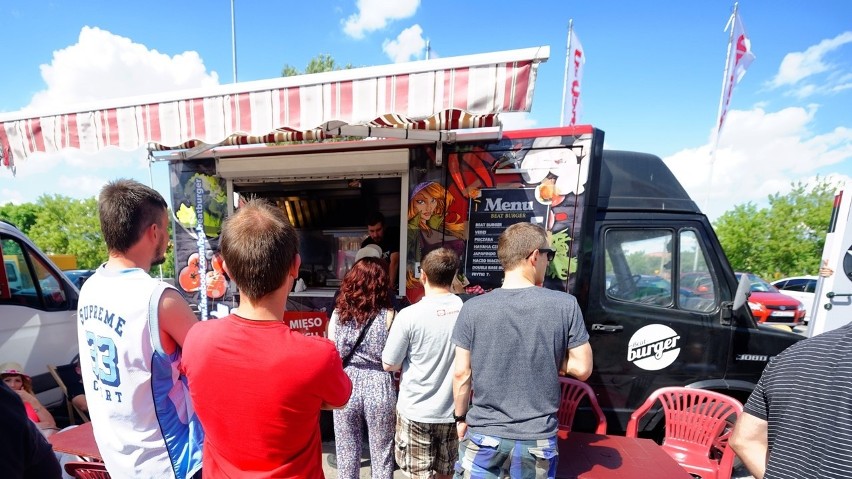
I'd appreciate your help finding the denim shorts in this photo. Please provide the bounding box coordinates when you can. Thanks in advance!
[454,432,558,479]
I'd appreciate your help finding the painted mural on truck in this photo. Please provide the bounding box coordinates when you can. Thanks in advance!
[405,132,592,302]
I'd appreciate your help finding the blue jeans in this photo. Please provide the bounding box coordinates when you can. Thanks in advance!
[454,432,558,479]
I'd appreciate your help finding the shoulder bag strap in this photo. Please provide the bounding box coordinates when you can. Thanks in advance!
[341,315,377,367]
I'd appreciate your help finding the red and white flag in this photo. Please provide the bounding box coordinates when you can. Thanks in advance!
[715,10,755,143]
[561,27,585,127]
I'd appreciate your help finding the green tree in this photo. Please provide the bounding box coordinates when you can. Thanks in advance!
[714,178,837,279]
[0,202,40,234]
[26,195,107,270]
[282,53,354,77]
[154,209,176,279]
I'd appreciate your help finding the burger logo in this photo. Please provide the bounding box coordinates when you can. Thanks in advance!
[627,324,681,371]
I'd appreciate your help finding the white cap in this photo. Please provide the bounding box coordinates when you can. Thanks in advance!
[355,244,382,262]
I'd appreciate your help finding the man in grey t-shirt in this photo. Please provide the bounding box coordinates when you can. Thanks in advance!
[451,222,592,479]
[383,248,462,479]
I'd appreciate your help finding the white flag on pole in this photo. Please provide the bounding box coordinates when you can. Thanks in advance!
[716,10,755,141]
[561,28,585,127]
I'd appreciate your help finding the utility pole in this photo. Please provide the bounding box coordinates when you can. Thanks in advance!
[231,0,238,82]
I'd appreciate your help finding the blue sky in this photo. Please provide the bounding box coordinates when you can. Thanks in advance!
[0,0,849,220]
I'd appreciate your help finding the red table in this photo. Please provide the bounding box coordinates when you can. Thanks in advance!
[556,431,692,479]
[48,422,102,461]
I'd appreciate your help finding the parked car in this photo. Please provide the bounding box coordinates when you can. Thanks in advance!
[63,269,95,289]
[679,271,716,299]
[735,272,806,326]
[1,220,80,407]
[771,276,818,324]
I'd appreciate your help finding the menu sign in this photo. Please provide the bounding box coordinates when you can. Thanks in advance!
[464,188,550,288]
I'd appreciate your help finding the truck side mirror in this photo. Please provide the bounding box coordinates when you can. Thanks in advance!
[733,275,750,310]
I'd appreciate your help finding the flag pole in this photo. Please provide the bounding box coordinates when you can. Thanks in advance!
[560,19,573,127]
[706,2,738,211]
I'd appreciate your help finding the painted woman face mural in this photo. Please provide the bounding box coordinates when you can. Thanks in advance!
[407,181,465,240]
[405,181,467,303]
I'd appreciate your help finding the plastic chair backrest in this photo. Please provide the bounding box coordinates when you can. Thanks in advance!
[64,461,110,479]
[626,387,743,479]
[557,377,607,434]
[47,363,90,424]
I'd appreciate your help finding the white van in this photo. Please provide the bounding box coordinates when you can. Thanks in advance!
[0,220,79,406]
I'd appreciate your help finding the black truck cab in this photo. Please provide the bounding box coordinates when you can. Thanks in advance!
[577,149,800,431]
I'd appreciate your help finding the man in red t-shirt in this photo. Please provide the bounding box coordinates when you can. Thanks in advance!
[182,200,352,478]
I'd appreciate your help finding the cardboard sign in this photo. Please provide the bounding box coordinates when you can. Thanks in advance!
[283,311,329,337]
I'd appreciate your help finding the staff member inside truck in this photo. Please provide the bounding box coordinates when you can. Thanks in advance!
[362,212,400,289]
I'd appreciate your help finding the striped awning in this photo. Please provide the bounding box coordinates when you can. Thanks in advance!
[0,46,549,169]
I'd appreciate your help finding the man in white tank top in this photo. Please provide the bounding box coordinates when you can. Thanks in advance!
[77,179,202,478]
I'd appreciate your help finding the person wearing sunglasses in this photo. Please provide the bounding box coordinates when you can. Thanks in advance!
[451,222,593,479]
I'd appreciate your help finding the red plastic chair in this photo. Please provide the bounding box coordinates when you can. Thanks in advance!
[626,387,743,479]
[64,461,111,479]
[557,377,607,434]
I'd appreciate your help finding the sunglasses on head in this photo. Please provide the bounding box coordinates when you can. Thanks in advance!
[527,248,556,262]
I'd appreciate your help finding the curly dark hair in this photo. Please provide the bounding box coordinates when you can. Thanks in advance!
[334,257,392,325]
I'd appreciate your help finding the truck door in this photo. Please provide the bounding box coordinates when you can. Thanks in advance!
[584,220,728,430]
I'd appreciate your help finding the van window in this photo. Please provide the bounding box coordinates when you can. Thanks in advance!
[677,230,718,312]
[605,229,674,307]
[604,228,719,312]
[1,237,67,310]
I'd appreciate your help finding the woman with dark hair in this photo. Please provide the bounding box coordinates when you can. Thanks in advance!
[328,257,397,479]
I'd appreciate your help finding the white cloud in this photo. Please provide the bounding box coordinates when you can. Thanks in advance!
[0,187,26,205]
[769,31,852,97]
[382,24,426,63]
[664,106,852,221]
[343,0,420,39]
[56,174,110,194]
[2,27,219,203]
[27,26,219,110]
[499,112,537,130]
[62,148,148,170]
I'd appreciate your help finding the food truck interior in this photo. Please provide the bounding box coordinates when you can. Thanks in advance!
[233,177,402,296]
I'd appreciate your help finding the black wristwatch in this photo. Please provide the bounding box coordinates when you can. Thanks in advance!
[453,412,467,423]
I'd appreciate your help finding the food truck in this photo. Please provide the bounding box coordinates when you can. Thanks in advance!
[0,46,801,433]
[163,123,803,432]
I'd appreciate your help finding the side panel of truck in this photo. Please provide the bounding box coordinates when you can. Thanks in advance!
[406,127,595,302]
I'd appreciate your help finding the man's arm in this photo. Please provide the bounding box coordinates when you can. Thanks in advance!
[383,361,401,372]
[729,412,769,479]
[321,344,353,410]
[381,312,407,372]
[453,346,472,439]
[158,288,199,354]
[561,342,593,381]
